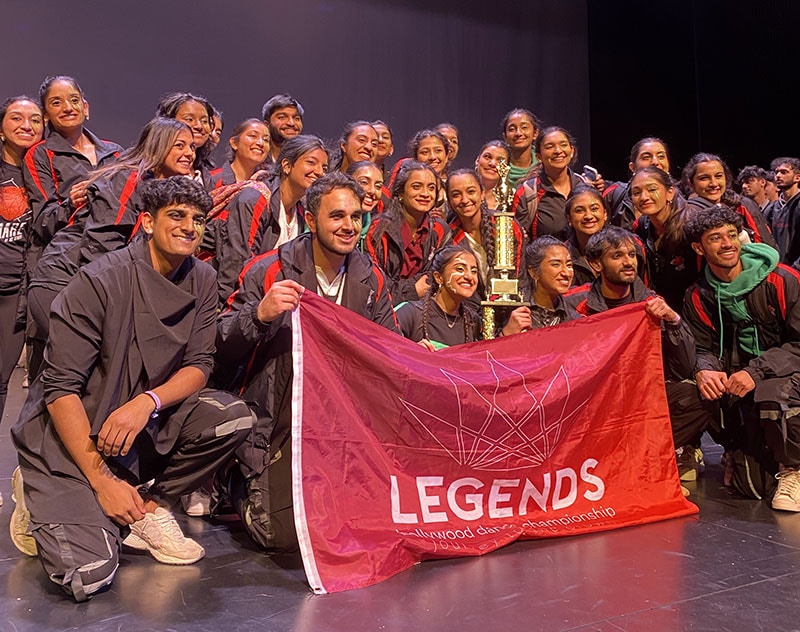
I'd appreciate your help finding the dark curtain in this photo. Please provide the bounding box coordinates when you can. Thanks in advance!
[588,0,799,182]
[1,0,590,169]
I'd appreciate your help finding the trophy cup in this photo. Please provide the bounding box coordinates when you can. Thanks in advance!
[481,159,526,339]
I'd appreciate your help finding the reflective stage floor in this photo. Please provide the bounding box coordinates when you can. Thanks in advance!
[2,367,799,632]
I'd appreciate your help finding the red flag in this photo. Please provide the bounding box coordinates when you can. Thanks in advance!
[290,292,697,594]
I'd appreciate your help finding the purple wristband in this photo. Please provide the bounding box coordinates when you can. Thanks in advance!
[144,390,161,416]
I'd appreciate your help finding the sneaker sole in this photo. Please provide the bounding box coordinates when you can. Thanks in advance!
[181,491,212,517]
[122,532,205,565]
[772,498,800,512]
[678,467,698,482]
[10,467,38,557]
[182,505,211,517]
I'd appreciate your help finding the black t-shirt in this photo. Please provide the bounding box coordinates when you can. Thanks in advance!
[0,161,31,294]
[603,292,635,310]
[396,299,480,347]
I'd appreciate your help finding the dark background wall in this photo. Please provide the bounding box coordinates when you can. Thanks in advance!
[3,1,794,183]
[588,0,800,183]
[1,0,589,170]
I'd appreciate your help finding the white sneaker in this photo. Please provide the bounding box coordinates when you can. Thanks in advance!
[123,507,204,564]
[772,468,800,512]
[181,487,212,517]
[9,467,38,556]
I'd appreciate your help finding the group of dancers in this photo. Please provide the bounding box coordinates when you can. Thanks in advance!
[1,75,799,601]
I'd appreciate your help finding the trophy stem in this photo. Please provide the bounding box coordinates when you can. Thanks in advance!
[482,158,527,339]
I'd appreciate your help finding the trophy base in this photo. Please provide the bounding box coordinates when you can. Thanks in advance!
[481,298,529,339]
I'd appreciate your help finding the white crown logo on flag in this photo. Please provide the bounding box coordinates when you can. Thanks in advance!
[399,351,589,471]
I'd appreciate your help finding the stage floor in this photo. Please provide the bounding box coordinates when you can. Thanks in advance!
[2,367,799,632]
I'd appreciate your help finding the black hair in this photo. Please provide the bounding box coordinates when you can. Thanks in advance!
[770,157,800,173]
[261,93,305,121]
[0,95,41,125]
[736,165,768,188]
[422,244,478,343]
[372,161,439,245]
[156,91,213,122]
[371,120,392,138]
[388,160,438,199]
[585,227,637,262]
[501,108,542,135]
[629,137,670,171]
[534,126,578,170]
[408,129,451,162]
[226,118,268,162]
[435,122,459,135]
[141,176,212,216]
[155,91,215,166]
[270,134,328,180]
[476,139,510,161]
[305,171,365,217]
[446,169,496,268]
[38,75,85,107]
[684,206,743,244]
[525,235,567,271]
[331,120,377,172]
[681,152,739,207]
[346,160,381,177]
[564,184,605,219]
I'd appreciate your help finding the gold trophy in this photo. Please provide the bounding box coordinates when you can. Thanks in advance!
[482,159,526,338]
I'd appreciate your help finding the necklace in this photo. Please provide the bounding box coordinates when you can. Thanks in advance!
[441,304,460,328]
[434,291,459,328]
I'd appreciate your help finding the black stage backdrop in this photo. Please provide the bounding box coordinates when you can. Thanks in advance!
[1,0,590,170]
[5,1,793,186]
[588,0,800,184]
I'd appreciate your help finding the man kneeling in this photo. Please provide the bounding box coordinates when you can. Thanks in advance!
[10,177,254,601]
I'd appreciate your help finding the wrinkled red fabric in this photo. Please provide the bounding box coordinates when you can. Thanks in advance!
[291,291,698,594]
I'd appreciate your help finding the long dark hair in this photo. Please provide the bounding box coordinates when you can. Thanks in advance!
[681,152,739,207]
[501,108,542,138]
[535,126,578,167]
[629,137,670,172]
[156,91,215,167]
[0,95,42,131]
[226,117,268,163]
[330,120,376,172]
[422,244,478,343]
[633,166,692,256]
[371,160,439,244]
[409,129,451,160]
[446,169,496,268]
[269,134,328,180]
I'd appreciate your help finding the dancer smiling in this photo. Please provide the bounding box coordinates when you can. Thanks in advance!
[396,244,481,349]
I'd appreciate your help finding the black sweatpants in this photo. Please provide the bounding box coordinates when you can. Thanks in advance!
[22,389,254,602]
[665,379,719,448]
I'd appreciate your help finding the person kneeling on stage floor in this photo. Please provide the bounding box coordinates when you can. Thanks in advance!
[565,226,717,490]
[214,171,398,554]
[10,177,254,602]
[682,206,800,508]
